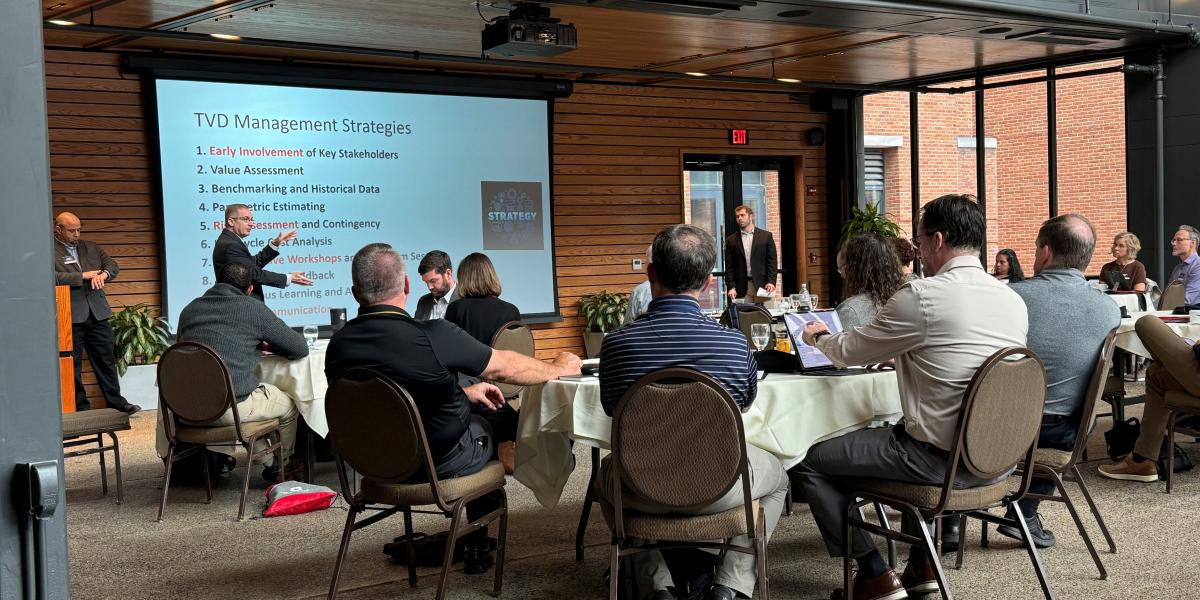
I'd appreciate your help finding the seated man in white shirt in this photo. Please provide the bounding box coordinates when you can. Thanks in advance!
[796,194,1029,600]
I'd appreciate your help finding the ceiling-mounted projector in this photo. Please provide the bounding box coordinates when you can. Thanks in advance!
[482,3,578,57]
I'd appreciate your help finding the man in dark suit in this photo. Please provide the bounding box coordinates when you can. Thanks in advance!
[213,203,312,302]
[414,250,459,320]
[53,212,139,414]
[724,204,778,301]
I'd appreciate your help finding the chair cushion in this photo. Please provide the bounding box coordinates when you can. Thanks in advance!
[360,461,505,507]
[175,419,280,444]
[62,408,130,439]
[844,478,1010,512]
[620,500,759,542]
[1032,448,1072,470]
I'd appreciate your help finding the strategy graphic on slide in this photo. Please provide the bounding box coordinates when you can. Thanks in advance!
[155,79,554,328]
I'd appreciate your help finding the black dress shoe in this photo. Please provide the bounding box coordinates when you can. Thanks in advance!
[463,545,494,575]
[995,510,1056,549]
[703,584,737,600]
[120,404,142,416]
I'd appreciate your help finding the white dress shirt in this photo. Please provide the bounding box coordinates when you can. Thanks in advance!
[430,283,456,320]
[740,229,755,276]
[815,255,1028,450]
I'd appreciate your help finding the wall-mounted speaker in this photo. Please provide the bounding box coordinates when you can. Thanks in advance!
[807,127,825,146]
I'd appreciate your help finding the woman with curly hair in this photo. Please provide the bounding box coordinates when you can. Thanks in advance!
[836,234,904,329]
[993,248,1026,283]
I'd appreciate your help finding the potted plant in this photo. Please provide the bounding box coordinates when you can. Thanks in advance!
[578,290,629,359]
[111,303,171,409]
[838,202,902,248]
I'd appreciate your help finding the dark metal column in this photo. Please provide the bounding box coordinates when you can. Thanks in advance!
[1,1,71,599]
[975,74,987,259]
[909,91,921,235]
[1048,67,1059,217]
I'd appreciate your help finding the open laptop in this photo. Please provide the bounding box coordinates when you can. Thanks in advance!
[783,310,845,372]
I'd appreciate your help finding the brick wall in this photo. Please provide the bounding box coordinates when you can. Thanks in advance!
[863,59,1126,275]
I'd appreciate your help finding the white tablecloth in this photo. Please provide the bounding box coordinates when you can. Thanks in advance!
[513,371,902,508]
[1116,312,1200,358]
[256,341,330,437]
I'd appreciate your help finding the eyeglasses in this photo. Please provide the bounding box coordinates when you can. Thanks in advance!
[233,216,254,222]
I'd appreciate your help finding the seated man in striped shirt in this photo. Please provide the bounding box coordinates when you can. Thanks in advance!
[596,223,789,600]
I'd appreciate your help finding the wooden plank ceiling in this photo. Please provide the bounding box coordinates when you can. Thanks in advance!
[40,0,1169,90]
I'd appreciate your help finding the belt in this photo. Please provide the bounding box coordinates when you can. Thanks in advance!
[894,423,952,460]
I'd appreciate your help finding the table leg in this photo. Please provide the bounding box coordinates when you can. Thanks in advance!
[576,446,600,562]
[305,427,316,483]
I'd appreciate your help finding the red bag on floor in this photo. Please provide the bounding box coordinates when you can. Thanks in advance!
[263,481,337,517]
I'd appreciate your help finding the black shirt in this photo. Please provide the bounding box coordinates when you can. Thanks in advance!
[445,296,522,346]
[324,304,493,461]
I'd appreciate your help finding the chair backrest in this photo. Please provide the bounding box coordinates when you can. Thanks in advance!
[490,321,535,399]
[1161,281,1186,311]
[157,342,238,439]
[611,368,748,517]
[943,347,1046,495]
[325,368,434,488]
[1064,329,1119,466]
[719,304,773,347]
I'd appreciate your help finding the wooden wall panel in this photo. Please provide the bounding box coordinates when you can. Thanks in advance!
[44,50,830,366]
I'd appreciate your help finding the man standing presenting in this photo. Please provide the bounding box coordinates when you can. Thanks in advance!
[999,214,1119,548]
[1164,225,1200,307]
[414,250,458,320]
[598,224,788,600]
[177,262,310,481]
[53,212,140,414]
[796,194,1027,599]
[326,243,580,572]
[724,204,777,301]
[213,203,312,302]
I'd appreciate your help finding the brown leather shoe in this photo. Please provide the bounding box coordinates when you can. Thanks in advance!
[900,560,939,595]
[830,569,908,600]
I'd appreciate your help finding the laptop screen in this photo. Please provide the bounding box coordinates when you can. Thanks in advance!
[783,310,844,371]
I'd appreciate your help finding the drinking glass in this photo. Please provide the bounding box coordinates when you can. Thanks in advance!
[303,325,318,348]
[789,294,802,312]
[750,324,771,351]
[810,295,820,310]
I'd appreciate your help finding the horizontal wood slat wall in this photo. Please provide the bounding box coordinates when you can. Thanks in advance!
[44,50,830,368]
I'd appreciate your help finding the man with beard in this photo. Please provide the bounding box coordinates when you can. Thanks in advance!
[414,250,459,320]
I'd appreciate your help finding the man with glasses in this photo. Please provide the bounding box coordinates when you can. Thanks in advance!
[213,203,313,302]
[53,212,140,414]
[1164,225,1200,307]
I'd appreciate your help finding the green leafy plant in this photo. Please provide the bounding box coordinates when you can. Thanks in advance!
[839,202,903,248]
[578,290,629,333]
[110,303,171,376]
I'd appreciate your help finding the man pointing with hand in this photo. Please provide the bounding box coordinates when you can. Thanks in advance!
[213,203,313,302]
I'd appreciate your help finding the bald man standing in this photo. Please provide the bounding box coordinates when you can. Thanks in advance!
[53,212,140,414]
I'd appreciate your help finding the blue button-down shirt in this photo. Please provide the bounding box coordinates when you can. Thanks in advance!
[1168,253,1200,306]
[598,295,757,415]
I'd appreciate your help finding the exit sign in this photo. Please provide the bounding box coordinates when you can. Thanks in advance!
[729,129,749,145]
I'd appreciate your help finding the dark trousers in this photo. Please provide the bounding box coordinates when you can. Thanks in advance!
[72,315,129,411]
[1017,414,1078,516]
[434,416,501,547]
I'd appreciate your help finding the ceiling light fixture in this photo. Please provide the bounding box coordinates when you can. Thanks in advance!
[777,77,801,83]
[685,71,709,77]
[209,33,241,41]
[48,3,67,9]
[48,19,76,26]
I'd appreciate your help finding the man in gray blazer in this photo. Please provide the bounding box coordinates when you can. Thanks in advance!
[414,250,458,320]
[724,204,778,300]
[53,212,139,414]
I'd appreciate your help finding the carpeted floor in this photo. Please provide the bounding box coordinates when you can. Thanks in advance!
[65,388,1200,599]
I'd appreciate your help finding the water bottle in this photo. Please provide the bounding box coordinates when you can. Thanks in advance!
[798,283,812,311]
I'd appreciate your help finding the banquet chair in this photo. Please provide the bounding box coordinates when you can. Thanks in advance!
[325,368,508,600]
[1160,281,1186,312]
[964,330,1118,579]
[1135,315,1200,493]
[840,348,1051,600]
[62,408,131,504]
[157,341,285,521]
[490,321,535,406]
[598,367,769,600]
[719,304,773,348]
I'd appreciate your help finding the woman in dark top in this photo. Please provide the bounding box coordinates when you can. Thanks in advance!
[1099,231,1148,292]
[993,248,1026,283]
[445,252,521,345]
[444,252,522,471]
